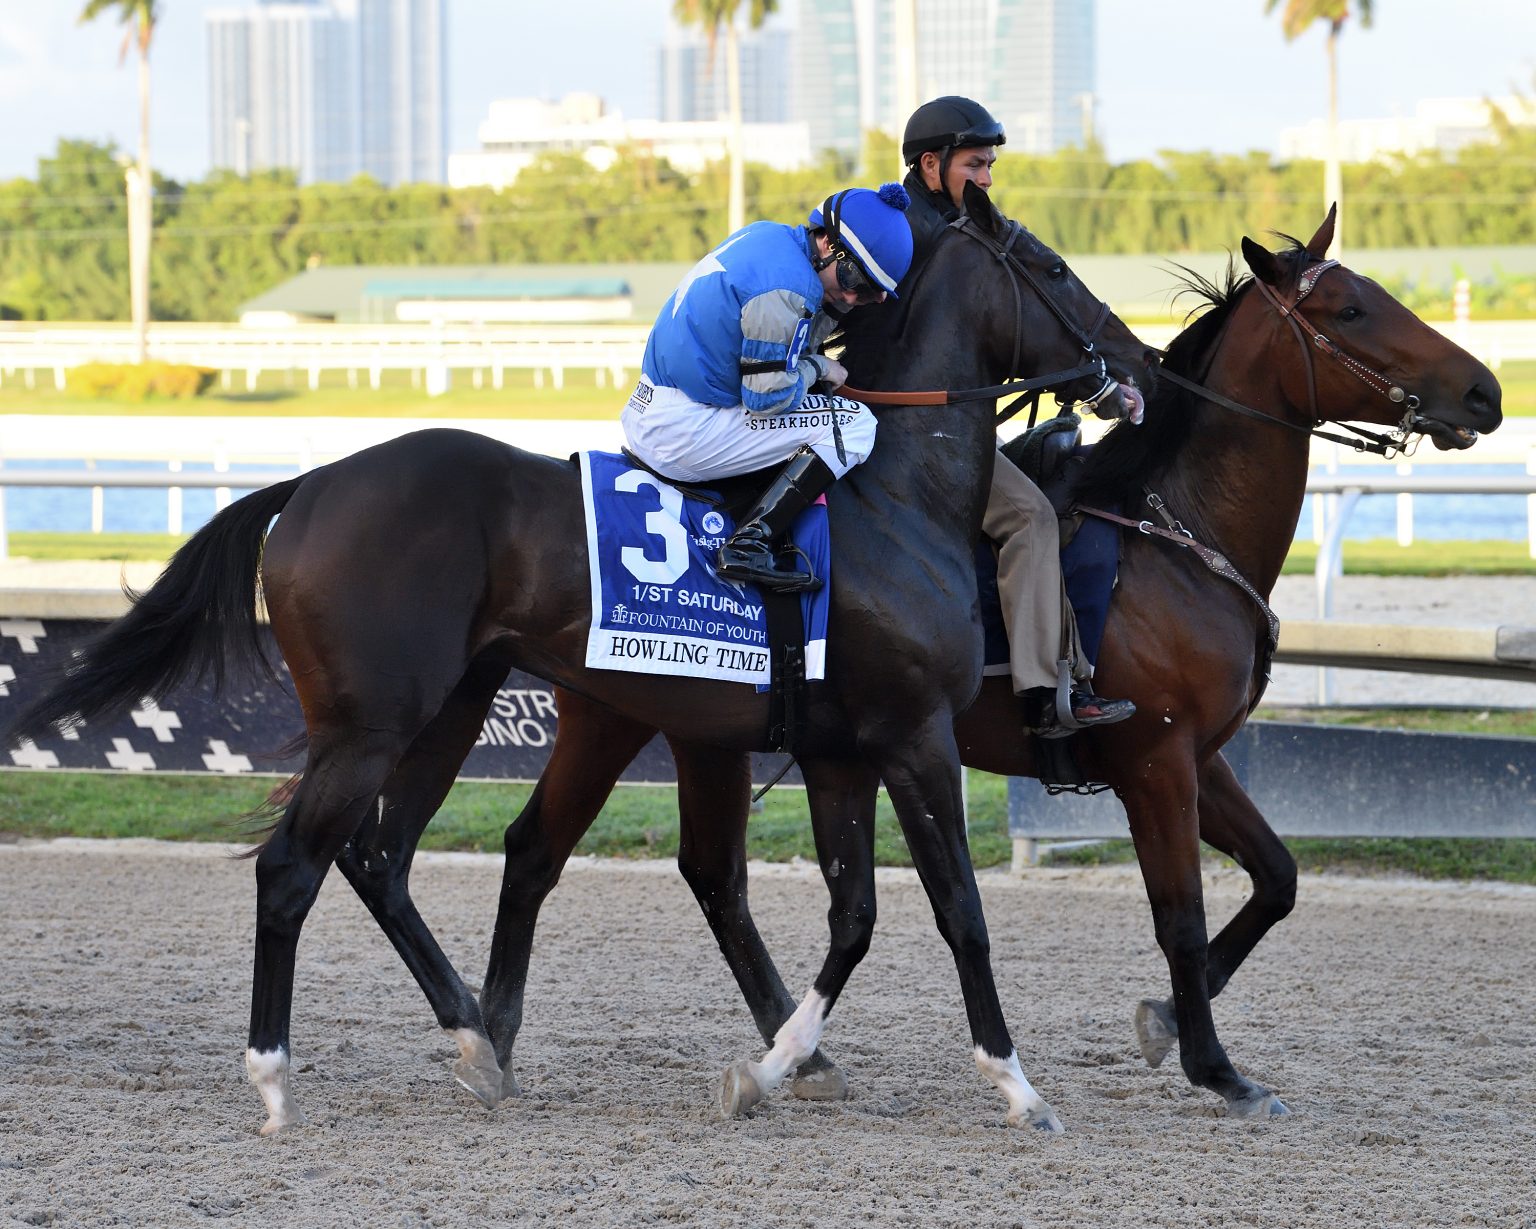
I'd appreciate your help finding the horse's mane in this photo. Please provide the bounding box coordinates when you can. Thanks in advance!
[1070,243,1311,509]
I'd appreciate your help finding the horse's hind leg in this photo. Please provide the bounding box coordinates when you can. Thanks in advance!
[1134,751,1297,1070]
[247,729,418,1135]
[478,697,657,1089]
[666,738,847,1107]
[1121,756,1287,1119]
[332,653,512,1109]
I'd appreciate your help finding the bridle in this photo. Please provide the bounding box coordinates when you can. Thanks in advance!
[1158,256,1432,459]
[841,213,1121,423]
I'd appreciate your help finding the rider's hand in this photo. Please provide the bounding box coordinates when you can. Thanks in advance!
[817,359,850,392]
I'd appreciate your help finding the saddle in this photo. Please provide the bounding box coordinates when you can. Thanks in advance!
[999,411,1085,541]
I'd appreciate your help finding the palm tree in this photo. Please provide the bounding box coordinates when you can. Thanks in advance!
[80,0,160,361]
[672,0,779,235]
[1265,0,1374,258]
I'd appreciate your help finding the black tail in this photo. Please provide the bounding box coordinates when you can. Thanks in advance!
[6,476,307,747]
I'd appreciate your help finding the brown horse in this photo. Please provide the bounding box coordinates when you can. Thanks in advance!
[6,183,1156,1135]
[480,209,1503,1123]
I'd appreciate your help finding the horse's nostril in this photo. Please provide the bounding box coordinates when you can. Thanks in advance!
[1464,383,1501,421]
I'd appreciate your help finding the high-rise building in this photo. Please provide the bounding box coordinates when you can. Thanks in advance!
[207,0,445,185]
[348,0,446,184]
[658,27,793,125]
[795,0,863,161]
[794,0,1097,161]
[207,2,356,183]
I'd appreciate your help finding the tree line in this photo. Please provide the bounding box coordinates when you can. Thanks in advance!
[2,126,1532,324]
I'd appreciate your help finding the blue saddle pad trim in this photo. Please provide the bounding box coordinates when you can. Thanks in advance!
[580,451,830,685]
[980,504,1121,674]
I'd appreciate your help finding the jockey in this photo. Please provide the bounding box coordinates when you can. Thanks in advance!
[623,184,913,594]
[901,97,1135,736]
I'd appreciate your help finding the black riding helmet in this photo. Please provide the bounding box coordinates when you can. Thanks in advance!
[901,96,1007,167]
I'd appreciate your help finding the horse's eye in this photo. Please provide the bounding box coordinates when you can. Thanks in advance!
[1047,263,1067,281]
[1338,305,1365,323]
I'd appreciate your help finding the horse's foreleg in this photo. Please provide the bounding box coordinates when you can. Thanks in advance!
[882,726,1062,1132]
[717,756,878,1118]
[1121,760,1287,1119]
[1134,752,1298,1070]
[1199,752,1298,995]
[333,654,510,1109]
[248,733,412,1135]
[668,739,849,1107]
[477,696,655,1094]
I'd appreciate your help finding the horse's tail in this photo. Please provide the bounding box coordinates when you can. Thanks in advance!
[5,475,307,748]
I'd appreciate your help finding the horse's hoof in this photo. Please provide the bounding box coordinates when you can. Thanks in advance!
[452,1054,503,1108]
[1134,998,1178,1069]
[791,1063,849,1102]
[258,1109,302,1137]
[499,1066,522,1102]
[1227,1089,1289,1119]
[720,1060,766,1119]
[1008,1102,1065,1134]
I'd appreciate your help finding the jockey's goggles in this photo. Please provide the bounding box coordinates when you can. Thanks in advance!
[832,251,884,303]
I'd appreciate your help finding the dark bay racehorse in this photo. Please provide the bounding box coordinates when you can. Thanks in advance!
[7,181,1155,1136]
[485,209,1503,1123]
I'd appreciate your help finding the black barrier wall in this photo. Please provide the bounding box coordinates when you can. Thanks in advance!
[0,617,764,784]
[1008,720,1536,840]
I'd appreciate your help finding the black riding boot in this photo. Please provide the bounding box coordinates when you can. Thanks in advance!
[716,446,836,593]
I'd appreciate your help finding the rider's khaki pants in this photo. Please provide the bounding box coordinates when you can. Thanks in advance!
[984,451,1089,694]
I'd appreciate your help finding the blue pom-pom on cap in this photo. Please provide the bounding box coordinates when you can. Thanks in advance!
[877,181,910,212]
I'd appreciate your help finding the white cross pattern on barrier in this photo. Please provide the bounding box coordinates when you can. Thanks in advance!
[0,664,13,696]
[106,738,156,772]
[0,620,46,654]
[203,740,253,774]
[10,739,59,769]
[131,699,182,743]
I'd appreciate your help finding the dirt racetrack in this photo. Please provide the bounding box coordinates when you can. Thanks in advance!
[2,839,1534,1228]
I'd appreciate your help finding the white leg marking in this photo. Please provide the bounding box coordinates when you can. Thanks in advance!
[246,1046,303,1136]
[974,1047,1064,1133]
[446,1027,503,1107]
[755,990,831,1094]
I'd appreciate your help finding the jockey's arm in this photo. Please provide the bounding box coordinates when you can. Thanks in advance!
[737,288,834,415]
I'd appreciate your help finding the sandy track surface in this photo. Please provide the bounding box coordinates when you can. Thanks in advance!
[2,839,1534,1228]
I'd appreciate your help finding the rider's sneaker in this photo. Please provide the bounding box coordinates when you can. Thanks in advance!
[1023,688,1135,738]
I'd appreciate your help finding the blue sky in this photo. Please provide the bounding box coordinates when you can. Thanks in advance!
[1,0,1532,182]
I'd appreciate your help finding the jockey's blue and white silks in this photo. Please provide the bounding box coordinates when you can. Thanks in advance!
[580,452,830,685]
[641,222,840,416]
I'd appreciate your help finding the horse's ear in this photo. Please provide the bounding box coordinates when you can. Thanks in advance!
[1241,236,1283,287]
[963,180,998,235]
[1305,203,1338,259]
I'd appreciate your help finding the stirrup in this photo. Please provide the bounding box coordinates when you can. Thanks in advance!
[716,539,822,594]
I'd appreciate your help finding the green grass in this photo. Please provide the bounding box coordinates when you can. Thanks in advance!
[0,770,1015,869]
[12,530,1535,574]
[1281,537,1536,575]
[0,367,627,420]
[3,358,1532,418]
[5,703,1535,882]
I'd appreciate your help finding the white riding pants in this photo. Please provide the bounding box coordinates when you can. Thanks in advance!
[621,379,877,483]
